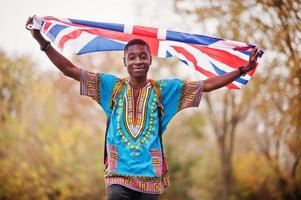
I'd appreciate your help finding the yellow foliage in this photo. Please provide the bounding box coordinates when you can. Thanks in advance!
[234,153,273,192]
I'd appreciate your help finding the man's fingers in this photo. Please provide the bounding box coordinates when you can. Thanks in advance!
[253,49,262,62]
[25,17,34,30]
[255,50,262,58]
[249,48,258,62]
[26,17,33,25]
[252,48,258,56]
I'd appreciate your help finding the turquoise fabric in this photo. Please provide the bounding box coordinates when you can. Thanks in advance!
[99,73,184,177]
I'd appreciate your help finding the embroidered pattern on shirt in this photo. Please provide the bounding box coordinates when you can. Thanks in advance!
[104,174,167,194]
[150,149,162,176]
[178,80,203,111]
[116,92,158,156]
[123,83,152,140]
[107,145,118,173]
[80,69,100,103]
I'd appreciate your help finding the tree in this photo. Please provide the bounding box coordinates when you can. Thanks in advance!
[0,50,107,199]
[173,0,301,199]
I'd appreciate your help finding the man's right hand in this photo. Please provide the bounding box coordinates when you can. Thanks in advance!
[26,16,44,41]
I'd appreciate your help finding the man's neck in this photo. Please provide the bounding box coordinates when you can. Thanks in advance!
[129,77,148,89]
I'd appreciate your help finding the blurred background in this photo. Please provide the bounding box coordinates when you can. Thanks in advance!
[0,0,300,200]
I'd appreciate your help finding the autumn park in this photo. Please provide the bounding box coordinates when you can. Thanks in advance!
[0,1,300,200]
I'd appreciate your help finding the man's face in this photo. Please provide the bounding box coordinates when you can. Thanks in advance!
[124,44,151,80]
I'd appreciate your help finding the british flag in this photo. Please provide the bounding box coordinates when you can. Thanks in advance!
[32,16,263,89]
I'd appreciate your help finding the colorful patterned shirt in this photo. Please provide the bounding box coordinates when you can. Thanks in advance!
[80,69,203,194]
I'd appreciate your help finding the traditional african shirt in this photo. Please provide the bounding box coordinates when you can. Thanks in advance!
[80,69,203,194]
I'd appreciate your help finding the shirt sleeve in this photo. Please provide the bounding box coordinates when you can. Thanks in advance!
[159,79,203,132]
[80,69,100,103]
[99,73,119,116]
[177,80,203,110]
[80,69,119,116]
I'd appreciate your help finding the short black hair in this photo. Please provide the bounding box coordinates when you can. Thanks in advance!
[124,39,150,52]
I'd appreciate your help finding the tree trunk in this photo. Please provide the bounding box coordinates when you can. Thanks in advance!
[205,94,240,200]
[218,136,232,200]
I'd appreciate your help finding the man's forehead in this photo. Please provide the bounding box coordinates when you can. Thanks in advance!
[125,44,150,54]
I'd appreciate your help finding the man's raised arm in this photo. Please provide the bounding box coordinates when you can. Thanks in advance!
[26,17,80,81]
[202,48,261,92]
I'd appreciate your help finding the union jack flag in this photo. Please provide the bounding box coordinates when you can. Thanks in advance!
[31,16,264,89]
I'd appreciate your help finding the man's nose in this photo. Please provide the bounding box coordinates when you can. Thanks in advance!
[134,57,143,64]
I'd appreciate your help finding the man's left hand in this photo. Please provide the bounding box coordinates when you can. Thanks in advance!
[244,48,261,72]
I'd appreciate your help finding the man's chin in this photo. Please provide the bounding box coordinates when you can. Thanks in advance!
[132,74,147,79]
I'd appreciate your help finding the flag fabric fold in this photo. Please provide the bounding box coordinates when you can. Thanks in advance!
[32,16,264,89]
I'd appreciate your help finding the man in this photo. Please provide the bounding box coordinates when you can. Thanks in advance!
[26,17,261,200]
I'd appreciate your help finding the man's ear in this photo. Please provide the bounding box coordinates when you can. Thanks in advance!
[123,57,126,67]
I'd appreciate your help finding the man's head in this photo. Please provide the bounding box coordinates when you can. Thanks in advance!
[123,39,152,80]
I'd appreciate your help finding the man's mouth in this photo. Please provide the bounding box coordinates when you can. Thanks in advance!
[133,67,145,71]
